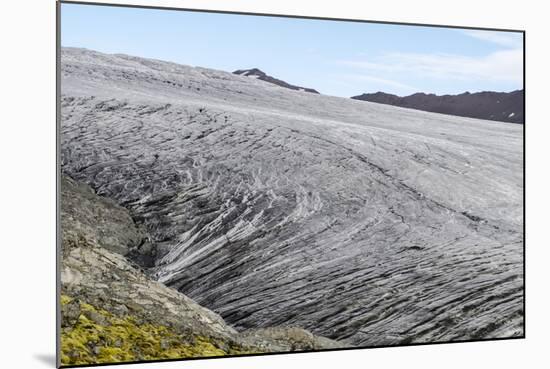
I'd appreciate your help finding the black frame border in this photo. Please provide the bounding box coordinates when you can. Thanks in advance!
[56,1,526,368]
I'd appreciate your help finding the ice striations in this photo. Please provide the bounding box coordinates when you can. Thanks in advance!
[60,47,524,346]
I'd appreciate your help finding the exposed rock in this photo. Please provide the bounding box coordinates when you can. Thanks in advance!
[83,309,109,326]
[61,175,151,259]
[241,327,345,351]
[233,68,319,93]
[60,298,81,328]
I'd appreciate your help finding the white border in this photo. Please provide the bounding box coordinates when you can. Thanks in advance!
[1,1,547,368]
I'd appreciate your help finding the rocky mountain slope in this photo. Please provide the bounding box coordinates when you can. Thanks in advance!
[351,90,524,124]
[233,68,319,93]
[60,175,343,366]
[60,47,523,348]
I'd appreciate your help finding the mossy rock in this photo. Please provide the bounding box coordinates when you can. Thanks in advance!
[60,295,258,366]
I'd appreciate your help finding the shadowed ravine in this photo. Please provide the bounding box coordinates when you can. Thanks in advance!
[60,47,523,346]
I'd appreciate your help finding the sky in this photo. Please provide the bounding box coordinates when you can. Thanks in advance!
[61,3,524,98]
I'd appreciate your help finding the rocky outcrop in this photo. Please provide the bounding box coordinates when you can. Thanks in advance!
[351,90,524,124]
[233,68,319,93]
[60,47,523,348]
[60,175,345,366]
[61,175,153,263]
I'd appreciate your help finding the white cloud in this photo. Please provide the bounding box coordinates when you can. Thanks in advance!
[337,48,523,85]
[346,74,418,92]
[461,30,523,48]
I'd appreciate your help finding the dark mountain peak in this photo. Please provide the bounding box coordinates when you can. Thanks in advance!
[233,68,319,94]
[234,68,267,78]
[353,91,401,105]
[371,91,395,97]
[351,89,524,124]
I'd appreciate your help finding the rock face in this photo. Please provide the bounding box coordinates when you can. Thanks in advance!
[60,47,524,347]
[60,175,344,365]
[351,90,524,124]
[61,175,151,260]
[233,68,319,94]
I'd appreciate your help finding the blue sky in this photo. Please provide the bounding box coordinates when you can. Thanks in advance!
[61,3,523,97]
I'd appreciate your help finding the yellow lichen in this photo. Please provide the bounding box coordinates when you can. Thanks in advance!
[60,294,257,366]
[60,295,73,305]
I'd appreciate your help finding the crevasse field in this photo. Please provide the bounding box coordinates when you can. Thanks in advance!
[60,47,523,346]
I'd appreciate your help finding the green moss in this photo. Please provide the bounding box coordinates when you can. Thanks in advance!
[60,294,258,366]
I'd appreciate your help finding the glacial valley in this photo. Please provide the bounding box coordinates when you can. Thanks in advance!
[60,47,524,346]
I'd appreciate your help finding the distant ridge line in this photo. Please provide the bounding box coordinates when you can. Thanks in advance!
[351,90,524,124]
